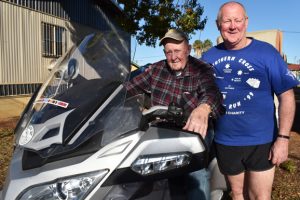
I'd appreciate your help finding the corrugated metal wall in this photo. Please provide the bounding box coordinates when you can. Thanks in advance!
[0,2,71,84]
[0,0,123,96]
[2,0,111,33]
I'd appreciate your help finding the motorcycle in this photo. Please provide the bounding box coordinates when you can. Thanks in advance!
[0,31,227,200]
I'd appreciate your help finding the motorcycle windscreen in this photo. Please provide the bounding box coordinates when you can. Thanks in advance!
[15,31,131,158]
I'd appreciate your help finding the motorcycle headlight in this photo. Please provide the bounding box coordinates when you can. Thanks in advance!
[18,170,108,200]
[19,125,35,146]
[131,152,191,176]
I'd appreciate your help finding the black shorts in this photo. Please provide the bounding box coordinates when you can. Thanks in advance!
[214,142,274,176]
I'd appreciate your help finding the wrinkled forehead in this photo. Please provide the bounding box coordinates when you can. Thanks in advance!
[222,6,245,18]
[163,39,188,49]
[162,38,189,49]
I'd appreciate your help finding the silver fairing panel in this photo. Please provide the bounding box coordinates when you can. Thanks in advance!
[1,126,207,200]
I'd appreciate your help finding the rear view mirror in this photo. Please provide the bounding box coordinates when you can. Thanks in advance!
[64,58,78,81]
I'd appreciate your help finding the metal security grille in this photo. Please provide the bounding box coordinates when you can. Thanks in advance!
[0,83,41,96]
[2,0,111,30]
[3,0,69,19]
[41,22,66,58]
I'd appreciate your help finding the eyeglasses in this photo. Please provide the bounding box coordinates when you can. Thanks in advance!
[164,49,182,57]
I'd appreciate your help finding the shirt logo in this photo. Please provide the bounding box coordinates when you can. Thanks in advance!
[223,63,232,73]
[246,78,260,88]
[214,57,260,116]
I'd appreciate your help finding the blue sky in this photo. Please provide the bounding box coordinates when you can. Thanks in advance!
[131,0,300,66]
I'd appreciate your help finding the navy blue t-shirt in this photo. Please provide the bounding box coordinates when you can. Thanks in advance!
[202,38,299,146]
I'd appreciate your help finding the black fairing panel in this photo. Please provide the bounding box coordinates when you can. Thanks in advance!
[62,81,121,144]
[22,132,102,170]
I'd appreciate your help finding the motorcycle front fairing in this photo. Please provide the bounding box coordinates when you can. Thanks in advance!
[2,31,133,199]
[1,31,208,200]
[15,32,131,158]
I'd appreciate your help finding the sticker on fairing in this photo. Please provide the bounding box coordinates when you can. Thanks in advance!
[35,98,69,108]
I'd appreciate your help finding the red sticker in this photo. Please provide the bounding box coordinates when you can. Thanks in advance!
[35,98,69,108]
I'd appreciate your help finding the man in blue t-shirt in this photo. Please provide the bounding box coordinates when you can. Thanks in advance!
[202,1,299,199]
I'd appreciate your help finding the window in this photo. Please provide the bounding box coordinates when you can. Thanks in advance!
[42,23,67,57]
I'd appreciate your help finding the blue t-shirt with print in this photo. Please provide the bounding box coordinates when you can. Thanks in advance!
[202,38,299,146]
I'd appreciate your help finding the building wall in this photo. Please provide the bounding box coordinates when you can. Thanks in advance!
[0,0,129,96]
[1,2,65,84]
[0,1,103,85]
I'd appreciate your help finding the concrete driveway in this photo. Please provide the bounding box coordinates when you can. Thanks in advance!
[0,96,30,122]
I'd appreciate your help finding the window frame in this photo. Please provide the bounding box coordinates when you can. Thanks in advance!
[41,22,67,58]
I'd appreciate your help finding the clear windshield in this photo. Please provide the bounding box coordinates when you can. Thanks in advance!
[15,31,143,158]
[34,32,130,122]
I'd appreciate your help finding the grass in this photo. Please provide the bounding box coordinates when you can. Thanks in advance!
[280,159,297,173]
[0,128,14,190]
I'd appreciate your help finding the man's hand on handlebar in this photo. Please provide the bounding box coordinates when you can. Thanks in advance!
[183,104,211,138]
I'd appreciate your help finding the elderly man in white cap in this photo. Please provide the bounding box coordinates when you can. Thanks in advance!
[126,28,225,199]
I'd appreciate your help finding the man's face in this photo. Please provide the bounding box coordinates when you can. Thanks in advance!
[217,3,248,49]
[163,39,191,71]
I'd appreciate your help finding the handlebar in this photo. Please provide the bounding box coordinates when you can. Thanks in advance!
[141,103,187,127]
[142,105,168,116]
